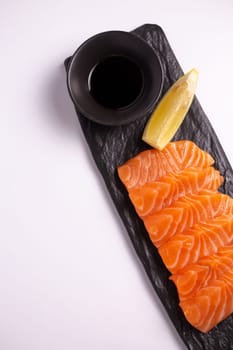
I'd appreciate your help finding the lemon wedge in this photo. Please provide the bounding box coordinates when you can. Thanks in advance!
[142,68,198,150]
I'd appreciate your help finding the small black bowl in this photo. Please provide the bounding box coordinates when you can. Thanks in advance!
[67,31,164,126]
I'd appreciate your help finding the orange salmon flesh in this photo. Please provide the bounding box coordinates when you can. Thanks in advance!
[118,140,233,333]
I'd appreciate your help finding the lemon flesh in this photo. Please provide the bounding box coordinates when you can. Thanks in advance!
[142,69,198,150]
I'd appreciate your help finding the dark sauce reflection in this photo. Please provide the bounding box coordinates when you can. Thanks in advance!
[89,55,143,109]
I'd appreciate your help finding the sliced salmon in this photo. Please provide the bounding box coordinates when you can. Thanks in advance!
[128,167,223,217]
[170,245,233,300]
[159,214,233,273]
[117,140,233,332]
[118,141,214,190]
[143,191,233,248]
[180,271,233,332]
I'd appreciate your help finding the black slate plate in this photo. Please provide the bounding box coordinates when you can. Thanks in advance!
[65,24,233,350]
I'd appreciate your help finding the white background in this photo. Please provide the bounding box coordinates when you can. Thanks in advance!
[1,0,233,349]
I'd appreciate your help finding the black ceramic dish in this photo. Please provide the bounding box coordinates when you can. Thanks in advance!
[67,31,164,126]
[65,24,233,349]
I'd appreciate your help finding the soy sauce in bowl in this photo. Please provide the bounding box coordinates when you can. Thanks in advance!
[89,55,143,109]
[67,31,164,126]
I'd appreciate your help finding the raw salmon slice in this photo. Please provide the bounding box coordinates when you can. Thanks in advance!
[170,245,233,300]
[117,140,233,332]
[118,141,214,190]
[159,214,233,273]
[143,191,233,248]
[180,270,233,332]
[128,167,223,217]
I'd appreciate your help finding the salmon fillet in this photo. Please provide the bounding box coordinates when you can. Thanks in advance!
[117,140,233,332]
[128,167,223,217]
[143,191,233,248]
[170,245,233,300]
[159,214,233,273]
[118,140,214,190]
[180,270,233,332]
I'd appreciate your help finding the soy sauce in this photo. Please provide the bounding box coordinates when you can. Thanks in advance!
[89,56,143,109]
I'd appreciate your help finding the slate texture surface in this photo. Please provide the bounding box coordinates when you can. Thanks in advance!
[65,24,233,349]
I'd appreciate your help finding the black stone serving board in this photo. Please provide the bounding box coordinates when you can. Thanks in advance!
[65,24,233,350]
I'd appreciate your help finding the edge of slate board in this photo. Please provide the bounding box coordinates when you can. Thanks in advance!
[64,24,233,350]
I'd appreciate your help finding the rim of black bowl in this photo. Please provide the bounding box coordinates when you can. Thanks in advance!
[67,30,164,126]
